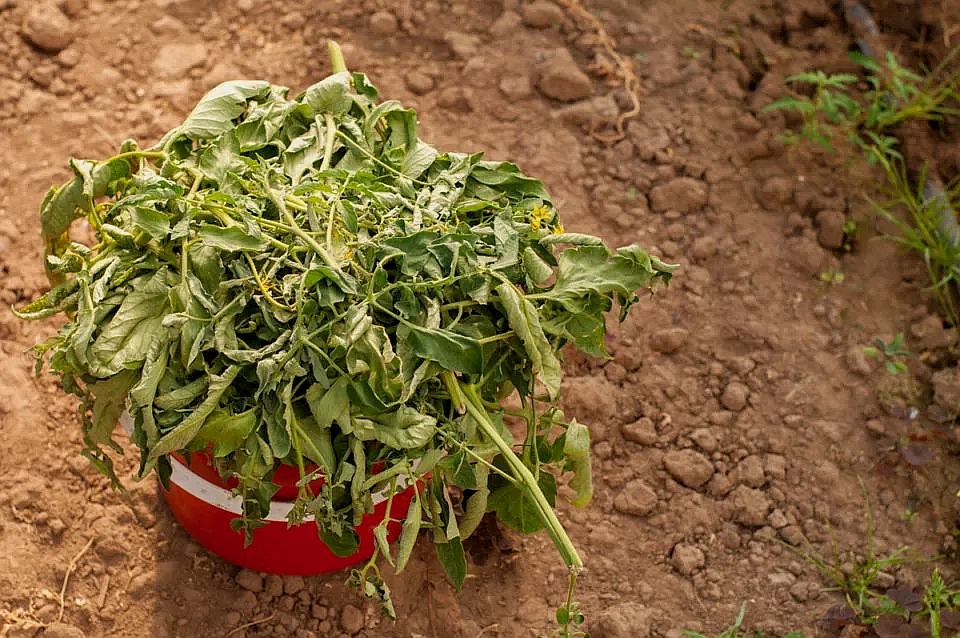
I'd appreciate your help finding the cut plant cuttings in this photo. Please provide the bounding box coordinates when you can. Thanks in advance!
[15,42,675,624]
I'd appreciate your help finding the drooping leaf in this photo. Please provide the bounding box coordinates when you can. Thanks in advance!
[523,247,554,285]
[199,130,247,185]
[495,282,562,398]
[196,224,267,251]
[178,80,272,139]
[488,471,557,534]
[401,141,439,179]
[129,207,171,238]
[88,369,138,450]
[295,416,337,474]
[396,493,422,573]
[435,537,467,592]
[563,419,592,507]
[318,526,360,558]
[351,408,437,449]
[546,244,676,312]
[406,326,483,375]
[458,464,489,539]
[284,126,325,185]
[302,72,354,115]
[88,269,171,377]
[437,451,477,490]
[149,366,241,460]
[197,408,259,457]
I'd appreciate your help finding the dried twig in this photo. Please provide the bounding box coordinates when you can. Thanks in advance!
[225,612,276,638]
[0,609,42,638]
[476,623,503,637]
[96,574,110,610]
[556,0,642,143]
[58,537,95,623]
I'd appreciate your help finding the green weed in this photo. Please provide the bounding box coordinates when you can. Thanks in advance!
[770,485,921,618]
[767,48,960,336]
[820,269,846,285]
[765,50,960,159]
[864,332,912,375]
[681,604,804,638]
[868,151,960,331]
[842,219,860,252]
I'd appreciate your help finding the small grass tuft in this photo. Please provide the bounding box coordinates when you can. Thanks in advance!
[681,603,805,638]
[766,47,960,338]
[768,483,925,618]
[868,151,960,332]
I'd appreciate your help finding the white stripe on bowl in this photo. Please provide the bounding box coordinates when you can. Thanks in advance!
[169,456,401,522]
[121,409,410,523]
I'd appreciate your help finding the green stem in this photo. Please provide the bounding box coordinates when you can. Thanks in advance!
[268,188,342,271]
[329,41,348,75]
[439,300,479,311]
[290,411,311,502]
[320,112,337,173]
[523,394,539,479]
[478,331,514,345]
[441,370,465,414]
[112,150,167,164]
[459,383,582,571]
[560,570,580,637]
[335,132,430,186]
[244,253,295,311]
[283,195,309,212]
[438,430,519,486]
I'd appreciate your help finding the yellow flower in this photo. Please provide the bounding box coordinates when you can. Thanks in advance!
[552,222,565,234]
[530,204,550,231]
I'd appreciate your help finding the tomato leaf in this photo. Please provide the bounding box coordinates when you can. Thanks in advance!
[435,537,467,592]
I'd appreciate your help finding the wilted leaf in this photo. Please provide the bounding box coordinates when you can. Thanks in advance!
[178,80,272,139]
[495,282,562,398]
[488,472,557,535]
[940,610,960,630]
[196,224,267,251]
[820,605,857,634]
[406,326,483,375]
[900,443,934,467]
[435,537,467,592]
[887,587,925,612]
[563,419,592,507]
[351,408,437,449]
[874,614,905,638]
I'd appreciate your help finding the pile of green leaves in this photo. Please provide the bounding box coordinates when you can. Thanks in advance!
[16,47,673,625]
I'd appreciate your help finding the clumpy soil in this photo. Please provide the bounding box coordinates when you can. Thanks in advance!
[2,1,960,637]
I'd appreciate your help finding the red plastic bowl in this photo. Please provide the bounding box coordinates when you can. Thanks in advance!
[161,450,418,575]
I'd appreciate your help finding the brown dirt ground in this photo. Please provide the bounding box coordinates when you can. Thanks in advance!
[2,0,960,637]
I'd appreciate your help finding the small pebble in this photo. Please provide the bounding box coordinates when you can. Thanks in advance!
[264,574,284,598]
[404,71,434,95]
[283,575,306,595]
[340,604,364,635]
[369,11,398,35]
[721,382,749,412]
[21,4,74,52]
[235,569,264,593]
